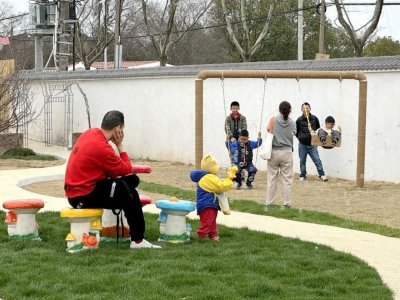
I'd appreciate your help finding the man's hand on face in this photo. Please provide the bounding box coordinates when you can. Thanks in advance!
[111,126,124,146]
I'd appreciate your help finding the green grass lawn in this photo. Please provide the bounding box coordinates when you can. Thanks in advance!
[0,148,58,161]
[0,212,392,300]
[139,181,400,238]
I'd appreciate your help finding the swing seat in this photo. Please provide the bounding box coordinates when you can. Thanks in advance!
[311,131,341,148]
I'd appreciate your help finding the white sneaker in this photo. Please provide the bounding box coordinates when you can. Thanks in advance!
[299,177,306,181]
[130,239,161,249]
[320,176,328,182]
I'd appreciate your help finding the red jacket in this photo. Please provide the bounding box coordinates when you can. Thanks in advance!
[64,128,133,198]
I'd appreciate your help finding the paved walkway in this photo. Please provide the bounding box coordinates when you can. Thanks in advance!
[1,141,399,300]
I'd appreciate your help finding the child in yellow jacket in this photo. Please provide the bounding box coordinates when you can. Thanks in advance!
[190,154,237,241]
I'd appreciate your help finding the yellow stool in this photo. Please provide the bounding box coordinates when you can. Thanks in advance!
[60,208,103,253]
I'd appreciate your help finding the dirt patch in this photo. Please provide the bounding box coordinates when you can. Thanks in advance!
[20,160,400,229]
[0,158,65,170]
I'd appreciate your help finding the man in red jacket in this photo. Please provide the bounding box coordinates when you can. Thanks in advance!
[64,110,161,249]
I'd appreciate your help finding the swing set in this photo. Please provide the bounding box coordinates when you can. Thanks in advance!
[195,70,367,188]
[220,74,267,166]
[297,77,344,148]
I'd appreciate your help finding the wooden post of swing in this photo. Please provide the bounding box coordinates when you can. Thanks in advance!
[195,79,203,169]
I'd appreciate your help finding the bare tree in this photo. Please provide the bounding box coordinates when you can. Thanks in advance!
[75,0,116,69]
[0,61,36,151]
[141,0,213,66]
[221,0,277,62]
[333,0,384,57]
[0,0,27,36]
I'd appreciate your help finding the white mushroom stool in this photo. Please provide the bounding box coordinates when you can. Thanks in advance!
[101,164,152,242]
[3,199,45,240]
[156,198,195,243]
[101,195,152,242]
[60,208,103,253]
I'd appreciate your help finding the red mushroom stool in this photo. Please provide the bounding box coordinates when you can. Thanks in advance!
[3,199,45,240]
[101,195,153,242]
[60,208,103,253]
[131,164,152,174]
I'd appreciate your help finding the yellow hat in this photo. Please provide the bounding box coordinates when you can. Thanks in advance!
[200,154,219,174]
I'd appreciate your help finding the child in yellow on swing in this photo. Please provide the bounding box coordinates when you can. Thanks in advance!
[318,116,342,146]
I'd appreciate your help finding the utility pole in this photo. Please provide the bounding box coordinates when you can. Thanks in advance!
[298,0,303,60]
[58,0,70,70]
[72,0,76,71]
[316,0,329,59]
[318,0,325,54]
[34,37,44,71]
[114,0,122,69]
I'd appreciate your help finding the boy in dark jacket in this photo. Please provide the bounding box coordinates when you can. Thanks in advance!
[230,129,262,189]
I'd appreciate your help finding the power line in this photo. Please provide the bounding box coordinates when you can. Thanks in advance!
[334,2,400,6]
[0,13,29,22]
[9,2,400,42]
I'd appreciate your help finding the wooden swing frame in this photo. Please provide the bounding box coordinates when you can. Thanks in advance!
[195,70,367,188]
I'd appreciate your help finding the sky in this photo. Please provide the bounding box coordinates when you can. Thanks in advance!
[325,0,400,41]
[10,0,400,41]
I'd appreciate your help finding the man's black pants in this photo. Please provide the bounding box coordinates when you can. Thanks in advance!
[68,174,145,241]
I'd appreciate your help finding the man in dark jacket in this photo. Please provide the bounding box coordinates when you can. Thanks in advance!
[295,102,327,181]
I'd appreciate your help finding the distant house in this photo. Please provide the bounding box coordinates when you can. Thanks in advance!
[68,61,173,70]
[67,62,96,71]
[0,36,10,51]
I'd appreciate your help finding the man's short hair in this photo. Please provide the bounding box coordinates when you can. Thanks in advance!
[302,102,311,109]
[230,101,240,108]
[101,110,124,130]
[239,129,249,137]
[325,116,335,124]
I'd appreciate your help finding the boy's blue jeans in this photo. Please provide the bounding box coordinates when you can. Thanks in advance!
[298,143,325,178]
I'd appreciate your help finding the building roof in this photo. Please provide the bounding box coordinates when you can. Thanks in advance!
[91,61,159,69]
[23,55,400,81]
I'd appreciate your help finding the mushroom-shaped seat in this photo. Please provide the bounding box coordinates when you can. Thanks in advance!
[3,199,45,210]
[139,194,152,206]
[156,199,195,242]
[2,199,45,238]
[60,208,103,246]
[131,164,152,174]
[60,208,103,219]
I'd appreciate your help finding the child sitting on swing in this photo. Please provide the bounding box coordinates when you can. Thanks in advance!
[225,101,247,142]
[230,129,262,189]
[318,116,342,146]
[225,101,247,163]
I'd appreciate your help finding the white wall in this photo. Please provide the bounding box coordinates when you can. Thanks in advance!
[28,71,400,183]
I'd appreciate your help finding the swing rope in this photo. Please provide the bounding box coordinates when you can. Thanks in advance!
[221,74,233,160]
[255,77,267,166]
[297,78,312,132]
[297,77,343,148]
[338,76,343,130]
[221,76,268,167]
